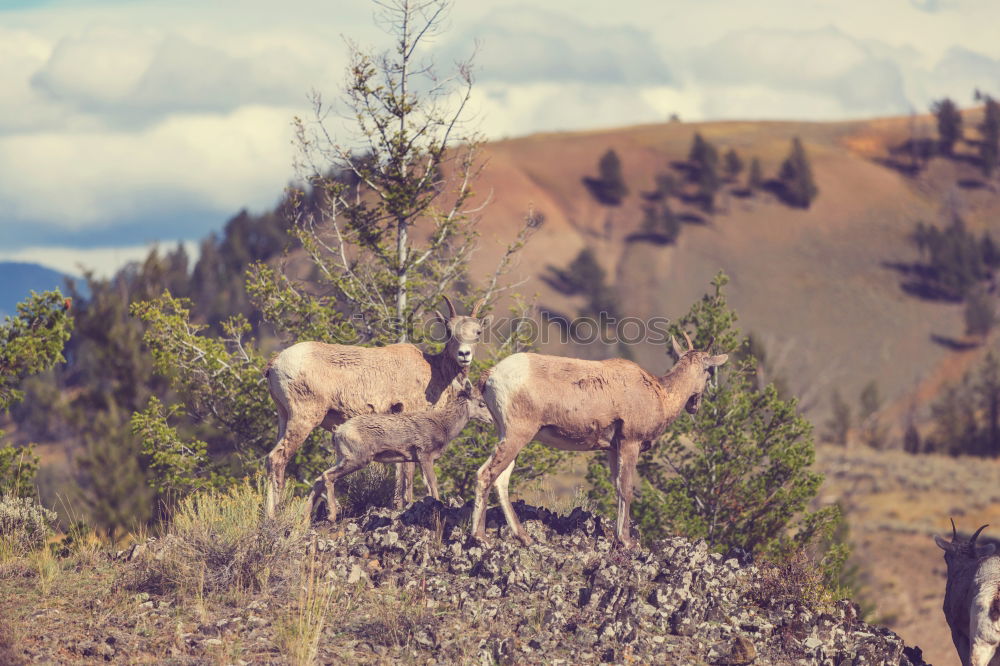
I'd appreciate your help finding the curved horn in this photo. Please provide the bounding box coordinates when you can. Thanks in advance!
[470,297,486,318]
[952,517,958,541]
[682,329,694,352]
[971,524,990,545]
[706,335,716,352]
[441,294,458,319]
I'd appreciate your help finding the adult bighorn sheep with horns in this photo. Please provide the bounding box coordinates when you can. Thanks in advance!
[473,330,727,548]
[264,295,488,517]
[935,520,1000,666]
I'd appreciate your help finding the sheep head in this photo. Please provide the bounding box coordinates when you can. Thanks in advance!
[435,295,489,370]
[669,330,728,414]
[935,520,996,571]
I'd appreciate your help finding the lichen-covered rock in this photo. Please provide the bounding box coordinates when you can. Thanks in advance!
[313,497,929,665]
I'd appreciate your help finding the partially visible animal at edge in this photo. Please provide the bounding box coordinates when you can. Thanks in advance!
[935,520,1000,666]
[264,295,488,517]
[472,331,728,548]
[309,378,492,521]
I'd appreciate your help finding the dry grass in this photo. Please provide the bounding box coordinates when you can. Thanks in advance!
[119,476,309,596]
[276,549,338,665]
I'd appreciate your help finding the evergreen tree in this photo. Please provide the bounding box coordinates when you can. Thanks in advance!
[584,149,629,206]
[640,201,680,244]
[980,95,1000,178]
[0,291,73,497]
[823,390,851,446]
[977,352,1000,457]
[588,273,839,558]
[688,133,720,211]
[931,98,963,156]
[747,156,763,193]
[132,0,545,501]
[779,137,819,208]
[965,288,995,339]
[724,148,744,181]
[858,381,887,449]
[903,420,921,454]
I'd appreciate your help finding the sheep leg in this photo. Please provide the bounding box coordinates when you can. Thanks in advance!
[471,429,531,544]
[309,455,369,523]
[266,412,319,518]
[614,439,642,549]
[418,457,440,501]
[493,459,531,546]
[393,462,416,509]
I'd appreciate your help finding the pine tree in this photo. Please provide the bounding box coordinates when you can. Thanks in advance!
[965,288,995,339]
[747,157,763,193]
[977,353,1000,457]
[584,149,629,206]
[588,273,839,558]
[724,148,743,181]
[931,98,963,156]
[980,95,1000,178]
[779,137,819,208]
[688,133,720,211]
[0,291,73,496]
[858,381,886,449]
[823,390,851,445]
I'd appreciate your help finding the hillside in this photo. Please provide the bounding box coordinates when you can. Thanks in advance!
[0,496,928,665]
[467,111,999,435]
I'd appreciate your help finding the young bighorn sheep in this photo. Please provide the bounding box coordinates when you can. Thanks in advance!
[935,520,1000,666]
[264,295,487,516]
[309,379,492,521]
[472,331,727,547]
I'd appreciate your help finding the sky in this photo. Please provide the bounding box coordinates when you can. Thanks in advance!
[1,0,999,278]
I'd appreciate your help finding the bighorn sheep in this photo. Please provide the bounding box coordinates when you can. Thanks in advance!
[264,295,487,516]
[935,520,1000,666]
[472,331,727,547]
[309,378,492,521]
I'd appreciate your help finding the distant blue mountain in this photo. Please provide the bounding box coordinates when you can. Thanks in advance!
[0,262,84,318]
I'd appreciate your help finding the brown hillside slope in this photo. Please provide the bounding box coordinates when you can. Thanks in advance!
[469,112,1000,430]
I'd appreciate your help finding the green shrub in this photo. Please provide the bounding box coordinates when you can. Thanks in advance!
[0,493,57,558]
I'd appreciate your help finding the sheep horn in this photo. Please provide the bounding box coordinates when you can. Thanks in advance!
[441,294,458,319]
[952,518,958,541]
[682,329,694,352]
[470,297,486,318]
[971,524,990,545]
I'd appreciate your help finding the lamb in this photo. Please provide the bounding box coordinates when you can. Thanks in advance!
[472,331,727,548]
[264,295,487,517]
[935,520,1000,666]
[309,379,492,521]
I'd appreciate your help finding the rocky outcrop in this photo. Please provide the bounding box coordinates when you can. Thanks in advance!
[314,497,929,665]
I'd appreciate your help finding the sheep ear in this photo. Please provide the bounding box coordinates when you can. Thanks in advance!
[934,534,953,551]
[979,543,997,557]
[480,314,493,329]
[708,354,729,367]
[670,336,684,359]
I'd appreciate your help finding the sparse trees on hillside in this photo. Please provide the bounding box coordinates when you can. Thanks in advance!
[858,381,887,449]
[584,149,629,206]
[779,137,818,208]
[925,352,1000,457]
[932,98,963,156]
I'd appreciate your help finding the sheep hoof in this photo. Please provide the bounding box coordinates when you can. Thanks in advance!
[515,532,534,547]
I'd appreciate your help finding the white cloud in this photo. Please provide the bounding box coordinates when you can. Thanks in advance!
[442,6,673,86]
[0,105,297,228]
[0,241,200,280]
